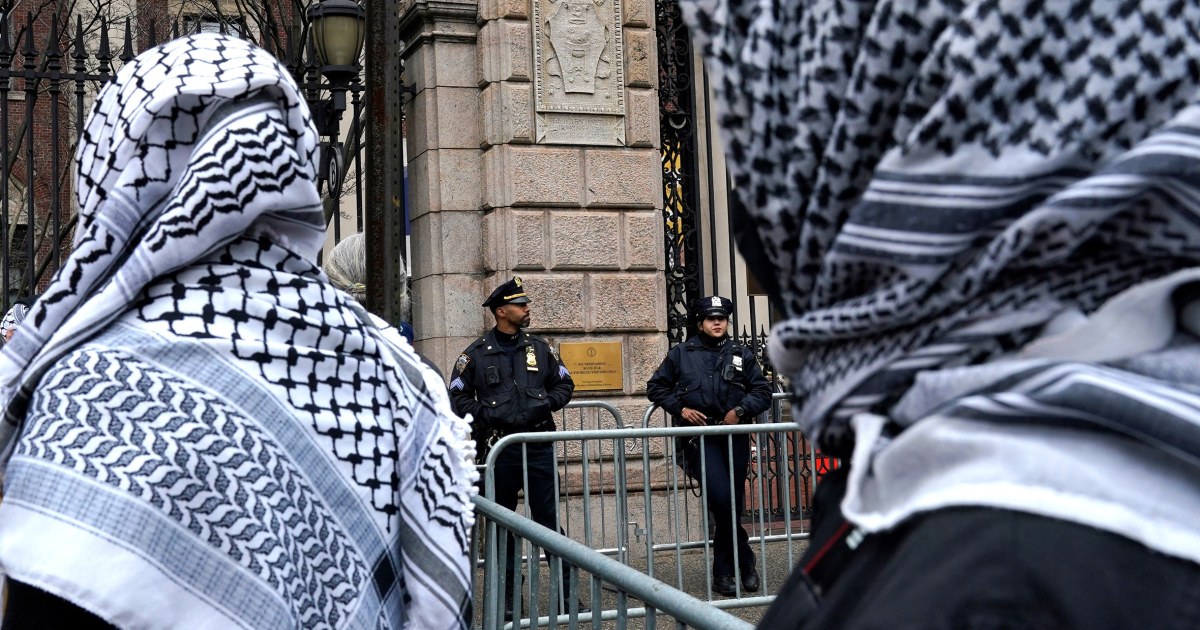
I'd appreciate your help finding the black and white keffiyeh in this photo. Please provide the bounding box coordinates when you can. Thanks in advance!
[683,0,1200,444]
[683,0,1200,565]
[0,34,476,629]
[0,302,26,340]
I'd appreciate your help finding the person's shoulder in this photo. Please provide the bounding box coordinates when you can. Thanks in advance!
[524,332,552,348]
[657,340,688,363]
[727,340,751,354]
[451,338,488,370]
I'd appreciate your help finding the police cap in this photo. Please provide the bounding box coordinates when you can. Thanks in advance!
[693,295,733,319]
[483,276,531,309]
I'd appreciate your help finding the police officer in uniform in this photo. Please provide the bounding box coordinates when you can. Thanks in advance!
[646,295,773,597]
[448,276,587,619]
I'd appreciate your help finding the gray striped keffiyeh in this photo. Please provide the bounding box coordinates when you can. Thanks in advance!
[684,0,1200,562]
[684,0,1200,445]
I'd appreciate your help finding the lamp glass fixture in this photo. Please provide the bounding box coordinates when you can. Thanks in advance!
[308,0,365,71]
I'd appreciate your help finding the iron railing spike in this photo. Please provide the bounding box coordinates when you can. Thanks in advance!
[45,13,61,60]
[0,10,10,59]
[284,27,300,81]
[172,20,179,40]
[146,20,157,49]
[23,12,37,59]
[97,17,112,73]
[120,17,133,62]
[73,15,87,64]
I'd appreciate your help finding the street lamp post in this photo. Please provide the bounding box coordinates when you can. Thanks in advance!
[305,0,365,200]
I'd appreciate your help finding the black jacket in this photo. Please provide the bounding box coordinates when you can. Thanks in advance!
[448,328,574,432]
[646,335,772,423]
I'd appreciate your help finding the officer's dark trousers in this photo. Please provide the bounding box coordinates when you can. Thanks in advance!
[691,433,754,579]
[492,441,579,601]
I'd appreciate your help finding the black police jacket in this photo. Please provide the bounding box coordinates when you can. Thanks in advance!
[646,335,773,423]
[448,328,575,432]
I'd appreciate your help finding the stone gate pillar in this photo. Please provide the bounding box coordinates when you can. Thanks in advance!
[402,0,667,425]
[400,0,487,372]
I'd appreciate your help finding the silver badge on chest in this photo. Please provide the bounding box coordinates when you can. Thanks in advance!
[526,347,539,372]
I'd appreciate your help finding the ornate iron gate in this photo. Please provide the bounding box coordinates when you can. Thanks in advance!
[656,0,703,350]
[0,10,370,311]
[655,0,774,369]
[655,0,839,521]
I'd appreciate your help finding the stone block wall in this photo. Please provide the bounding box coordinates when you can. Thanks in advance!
[400,0,487,373]
[477,0,665,408]
[402,0,667,420]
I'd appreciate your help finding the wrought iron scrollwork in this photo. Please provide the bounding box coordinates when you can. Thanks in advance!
[0,12,371,310]
[657,0,702,347]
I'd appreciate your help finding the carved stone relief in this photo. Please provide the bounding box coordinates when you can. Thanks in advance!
[533,0,625,145]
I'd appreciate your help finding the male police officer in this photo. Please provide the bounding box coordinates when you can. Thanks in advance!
[647,295,773,597]
[448,276,587,619]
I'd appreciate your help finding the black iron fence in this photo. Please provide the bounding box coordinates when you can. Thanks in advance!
[0,10,367,311]
[655,0,776,372]
[656,0,702,350]
[656,0,837,519]
[747,408,842,524]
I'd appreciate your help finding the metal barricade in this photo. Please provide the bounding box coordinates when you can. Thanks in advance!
[474,495,753,630]
[476,421,817,625]
[639,393,840,591]
[473,402,630,565]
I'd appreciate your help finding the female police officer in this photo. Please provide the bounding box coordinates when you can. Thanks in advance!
[647,295,773,597]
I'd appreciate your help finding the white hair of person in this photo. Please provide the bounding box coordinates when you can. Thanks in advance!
[325,232,410,320]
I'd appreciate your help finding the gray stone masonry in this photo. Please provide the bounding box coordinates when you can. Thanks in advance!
[402,0,666,392]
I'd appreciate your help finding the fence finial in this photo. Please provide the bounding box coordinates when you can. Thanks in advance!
[0,11,10,60]
[97,17,111,74]
[120,17,133,62]
[23,12,36,60]
[285,25,299,80]
[73,15,87,66]
[45,13,61,61]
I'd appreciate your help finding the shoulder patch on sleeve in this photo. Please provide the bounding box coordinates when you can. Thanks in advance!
[454,353,471,373]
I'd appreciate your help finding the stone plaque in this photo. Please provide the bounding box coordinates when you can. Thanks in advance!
[537,112,625,145]
[559,341,623,391]
[532,0,625,145]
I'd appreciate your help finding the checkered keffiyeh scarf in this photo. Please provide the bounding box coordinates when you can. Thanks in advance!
[683,0,1200,445]
[0,303,26,340]
[0,35,476,629]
